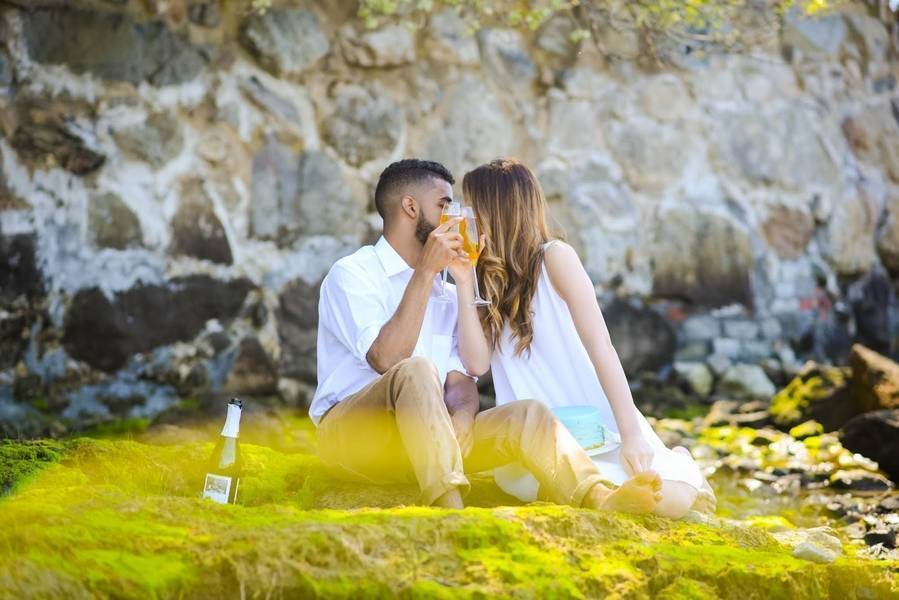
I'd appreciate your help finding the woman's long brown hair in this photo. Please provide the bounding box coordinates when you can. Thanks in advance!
[463,158,553,356]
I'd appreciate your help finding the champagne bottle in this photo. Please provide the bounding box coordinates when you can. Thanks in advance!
[202,398,243,504]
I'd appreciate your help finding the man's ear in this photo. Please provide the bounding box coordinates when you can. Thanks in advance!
[400,195,417,219]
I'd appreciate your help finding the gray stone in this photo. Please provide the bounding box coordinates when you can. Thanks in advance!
[845,15,890,65]
[545,93,602,157]
[277,277,320,383]
[241,9,329,77]
[840,409,899,482]
[681,315,721,341]
[829,469,892,492]
[877,193,899,274]
[842,103,899,184]
[249,137,297,245]
[188,1,221,28]
[723,319,759,340]
[0,50,12,88]
[650,208,754,309]
[781,10,847,58]
[674,361,714,397]
[716,363,776,400]
[706,354,732,376]
[323,84,403,167]
[425,10,479,65]
[674,341,709,362]
[712,338,741,359]
[296,151,363,237]
[223,336,277,396]
[170,179,232,265]
[342,24,415,67]
[422,75,515,176]
[88,192,142,250]
[604,118,690,194]
[821,188,879,276]
[63,276,254,373]
[24,8,208,85]
[250,141,361,246]
[11,121,105,175]
[739,340,774,362]
[603,299,676,376]
[478,29,537,89]
[239,75,303,128]
[112,112,184,169]
[638,75,691,122]
[535,16,578,59]
[761,203,815,260]
[712,104,837,191]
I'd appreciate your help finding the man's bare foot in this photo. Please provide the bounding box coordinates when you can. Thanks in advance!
[432,488,464,509]
[597,471,663,514]
[672,446,717,514]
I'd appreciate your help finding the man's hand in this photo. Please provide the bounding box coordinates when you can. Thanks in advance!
[451,411,475,457]
[419,217,464,276]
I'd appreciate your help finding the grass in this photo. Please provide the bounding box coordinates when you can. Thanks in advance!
[0,430,897,599]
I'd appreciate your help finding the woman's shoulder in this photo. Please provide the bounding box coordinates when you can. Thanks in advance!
[542,241,588,296]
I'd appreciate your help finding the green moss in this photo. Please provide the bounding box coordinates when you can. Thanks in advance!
[0,438,69,495]
[769,367,849,428]
[663,404,709,420]
[789,420,824,440]
[0,434,896,599]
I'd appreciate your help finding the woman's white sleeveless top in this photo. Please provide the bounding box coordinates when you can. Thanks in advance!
[490,242,703,499]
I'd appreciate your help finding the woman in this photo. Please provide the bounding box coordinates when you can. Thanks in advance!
[462,158,715,519]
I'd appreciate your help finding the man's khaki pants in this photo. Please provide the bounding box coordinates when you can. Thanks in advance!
[316,356,608,507]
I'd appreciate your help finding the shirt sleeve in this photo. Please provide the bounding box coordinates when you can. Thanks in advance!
[446,322,477,381]
[318,265,390,364]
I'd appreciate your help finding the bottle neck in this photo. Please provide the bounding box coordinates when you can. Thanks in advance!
[221,404,241,438]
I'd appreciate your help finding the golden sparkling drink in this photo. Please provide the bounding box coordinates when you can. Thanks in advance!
[459,220,480,265]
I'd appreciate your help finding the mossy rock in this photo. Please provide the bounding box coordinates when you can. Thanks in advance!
[769,362,857,432]
[1,436,897,598]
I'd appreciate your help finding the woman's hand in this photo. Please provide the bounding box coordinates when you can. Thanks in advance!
[619,434,655,476]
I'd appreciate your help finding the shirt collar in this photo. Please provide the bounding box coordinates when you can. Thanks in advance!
[374,236,412,277]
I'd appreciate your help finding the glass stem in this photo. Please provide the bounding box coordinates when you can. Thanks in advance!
[441,268,448,296]
[471,265,482,301]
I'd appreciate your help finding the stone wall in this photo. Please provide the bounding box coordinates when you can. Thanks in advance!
[1,0,899,435]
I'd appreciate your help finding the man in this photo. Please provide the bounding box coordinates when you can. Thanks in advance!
[311,158,661,511]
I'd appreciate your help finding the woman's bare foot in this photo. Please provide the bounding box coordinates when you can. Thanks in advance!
[671,446,717,514]
[595,471,663,514]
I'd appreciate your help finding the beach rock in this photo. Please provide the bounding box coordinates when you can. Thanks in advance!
[170,179,232,265]
[322,84,403,167]
[650,207,753,309]
[0,234,45,307]
[87,192,143,250]
[112,113,184,169]
[341,25,415,67]
[849,344,899,413]
[846,271,893,356]
[223,337,278,396]
[11,121,104,175]
[716,364,776,401]
[63,276,254,373]
[839,410,899,482]
[241,9,329,77]
[769,362,856,431]
[478,29,537,89]
[604,299,676,376]
[23,8,208,85]
[674,362,714,398]
[276,278,320,384]
[426,10,480,65]
[829,469,893,492]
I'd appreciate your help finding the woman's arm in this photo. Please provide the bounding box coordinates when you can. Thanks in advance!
[448,257,492,376]
[544,242,655,475]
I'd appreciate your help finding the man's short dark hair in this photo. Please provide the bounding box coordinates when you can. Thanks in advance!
[374,159,454,219]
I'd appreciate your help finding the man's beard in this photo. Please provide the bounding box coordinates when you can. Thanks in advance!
[414,212,437,245]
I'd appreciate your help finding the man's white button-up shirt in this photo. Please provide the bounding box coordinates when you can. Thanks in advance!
[309,236,468,426]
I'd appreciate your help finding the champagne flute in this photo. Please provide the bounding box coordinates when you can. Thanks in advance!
[462,206,490,307]
[436,201,462,302]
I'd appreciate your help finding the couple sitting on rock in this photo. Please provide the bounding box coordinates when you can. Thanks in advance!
[311,158,716,517]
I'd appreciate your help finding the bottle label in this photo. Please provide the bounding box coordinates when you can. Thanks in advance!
[202,473,232,504]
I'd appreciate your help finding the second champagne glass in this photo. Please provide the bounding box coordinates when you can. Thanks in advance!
[437,201,462,302]
[462,207,490,307]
